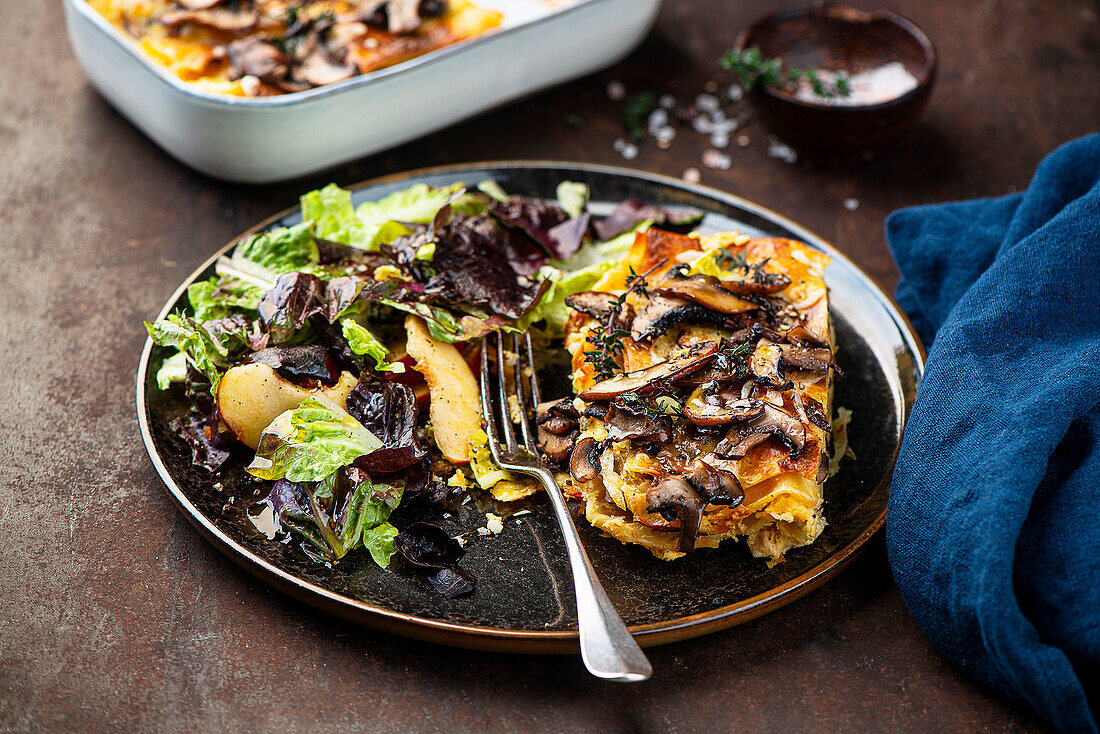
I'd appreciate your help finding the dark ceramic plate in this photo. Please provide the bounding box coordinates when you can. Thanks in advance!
[137,162,923,653]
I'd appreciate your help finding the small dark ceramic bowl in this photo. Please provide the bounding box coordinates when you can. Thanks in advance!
[735,4,936,165]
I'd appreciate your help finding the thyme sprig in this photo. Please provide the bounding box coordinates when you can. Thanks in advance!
[721,46,852,100]
[583,258,667,381]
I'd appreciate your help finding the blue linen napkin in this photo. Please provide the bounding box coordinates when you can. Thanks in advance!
[885,133,1100,733]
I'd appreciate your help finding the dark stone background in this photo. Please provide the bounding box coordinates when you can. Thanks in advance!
[2,0,1097,730]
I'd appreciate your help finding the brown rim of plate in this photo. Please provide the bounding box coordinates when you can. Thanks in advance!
[136,160,925,654]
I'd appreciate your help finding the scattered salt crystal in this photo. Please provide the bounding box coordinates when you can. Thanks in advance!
[692,116,715,134]
[843,198,860,211]
[682,167,702,183]
[612,138,627,152]
[620,142,639,160]
[711,109,727,123]
[713,119,739,135]
[606,80,626,101]
[711,133,730,149]
[654,126,676,145]
[727,85,744,102]
[766,139,799,164]
[695,93,720,112]
[737,134,751,147]
[702,149,732,170]
[658,94,676,109]
[647,108,669,133]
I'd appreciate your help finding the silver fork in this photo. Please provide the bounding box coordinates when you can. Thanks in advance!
[479,331,652,682]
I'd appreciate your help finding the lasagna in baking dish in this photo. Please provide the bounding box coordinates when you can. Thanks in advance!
[553,228,835,563]
[88,0,502,96]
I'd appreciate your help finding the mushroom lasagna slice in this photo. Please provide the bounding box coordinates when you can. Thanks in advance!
[560,228,835,563]
[88,0,503,97]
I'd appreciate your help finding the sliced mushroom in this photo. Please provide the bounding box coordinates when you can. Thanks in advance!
[565,291,617,320]
[719,270,791,296]
[655,268,761,315]
[536,398,579,435]
[683,388,764,427]
[785,324,827,347]
[160,5,259,32]
[538,427,577,465]
[566,291,634,331]
[749,341,792,390]
[604,401,672,443]
[630,294,711,341]
[294,39,357,87]
[715,403,807,460]
[387,0,425,33]
[778,344,832,373]
[687,458,744,507]
[227,38,288,85]
[804,396,830,431]
[646,477,705,553]
[579,400,609,421]
[675,349,749,387]
[727,322,785,347]
[579,342,719,402]
[569,437,602,482]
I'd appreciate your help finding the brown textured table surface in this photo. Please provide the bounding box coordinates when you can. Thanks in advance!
[2,0,1097,731]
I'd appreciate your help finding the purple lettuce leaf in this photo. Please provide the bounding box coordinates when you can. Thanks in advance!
[593,199,705,241]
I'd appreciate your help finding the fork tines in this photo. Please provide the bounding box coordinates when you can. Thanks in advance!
[479,331,543,468]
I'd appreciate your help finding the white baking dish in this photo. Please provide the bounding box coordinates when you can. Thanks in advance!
[63,0,661,183]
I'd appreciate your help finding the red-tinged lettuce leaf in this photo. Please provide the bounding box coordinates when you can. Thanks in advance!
[346,377,426,474]
[426,212,548,319]
[257,272,327,342]
[593,199,705,241]
[394,522,465,569]
[428,566,477,599]
[170,413,233,472]
[489,195,570,253]
[546,212,591,261]
[247,345,341,387]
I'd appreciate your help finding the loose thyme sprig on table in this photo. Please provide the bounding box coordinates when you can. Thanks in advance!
[583,259,668,381]
[720,46,852,99]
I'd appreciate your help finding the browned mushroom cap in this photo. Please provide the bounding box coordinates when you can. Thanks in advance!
[683,387,764,427]
[718,270,791,296]
[784,324,826,346]
[715,403,806,460]
[687,458,744,506]
[536,398,579,435]
[227,38,288,85]
[778,344,832,373]
[579,342,719,402]
[727,322,785,347]
[565,291,617,320]
[646,476,705,553]
[538,427,577,465]
[803,396,830,431]
[604,401,672,443]
[160,5,258,32]
[675,349,749,387]
[655,269,761,316]
[630,294,715,341]
[568,437,602,482]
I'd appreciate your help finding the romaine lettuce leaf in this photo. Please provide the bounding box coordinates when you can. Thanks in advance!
[187,276,265,322]
[230,222,319,282]
[355,182,465,248]
[340,319,404,373]
[300,183,372,249]
[248,395,382,483]
[145,313,241,390]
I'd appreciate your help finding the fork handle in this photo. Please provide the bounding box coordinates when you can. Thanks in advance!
[531,467,653,682]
